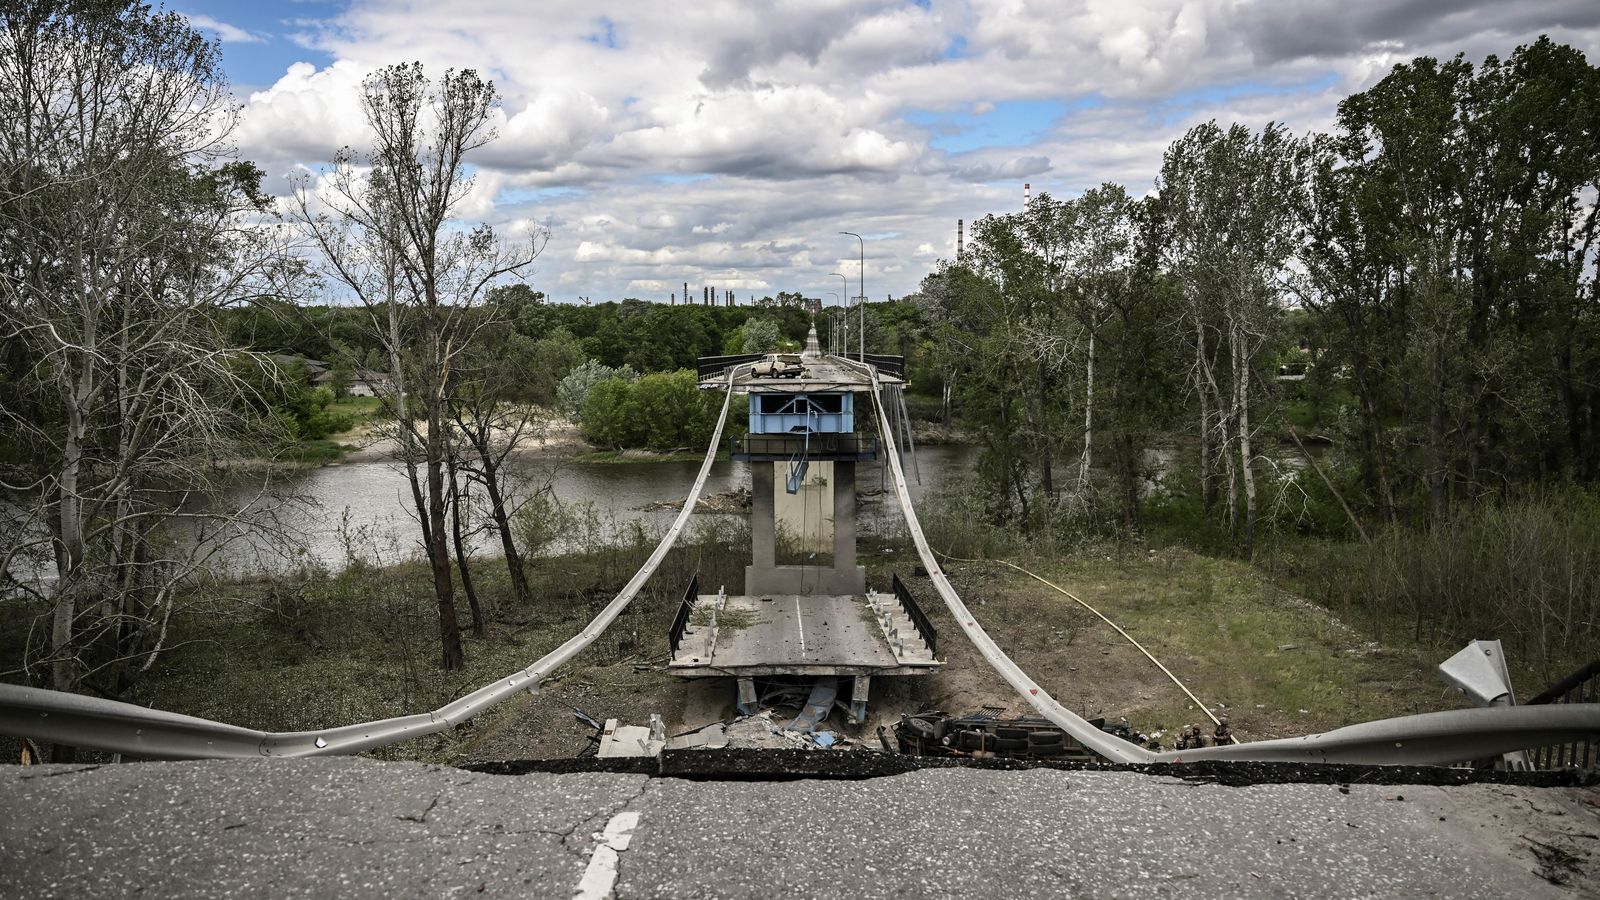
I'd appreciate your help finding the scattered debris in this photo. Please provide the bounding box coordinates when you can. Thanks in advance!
[666,710,861,752]
[638,488,751,514]
[595,717,666,759]
[890,710,1099,761]
[1528,838,1588,886]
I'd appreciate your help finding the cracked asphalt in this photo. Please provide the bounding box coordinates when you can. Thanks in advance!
[2,758,1596,898]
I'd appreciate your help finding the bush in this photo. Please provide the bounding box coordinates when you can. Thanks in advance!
[578,369,739,451]
[556,359,636,422]
[919,477,1024,560]
[1286,490,1600,680]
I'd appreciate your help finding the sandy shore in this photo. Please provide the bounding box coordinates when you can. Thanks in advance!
[332,416,592,464]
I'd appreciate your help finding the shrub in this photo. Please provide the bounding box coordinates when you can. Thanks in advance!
[578,369,739,450]
[556,359,636,422]
[1290,490,1600,680]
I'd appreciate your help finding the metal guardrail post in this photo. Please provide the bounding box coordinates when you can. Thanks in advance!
[1526,659,1599,770]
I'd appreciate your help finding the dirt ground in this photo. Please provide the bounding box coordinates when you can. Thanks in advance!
[448,544,1457,762]
[453,664,733,762]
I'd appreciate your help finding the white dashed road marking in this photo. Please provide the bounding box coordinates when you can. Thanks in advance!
[572,810,642,900]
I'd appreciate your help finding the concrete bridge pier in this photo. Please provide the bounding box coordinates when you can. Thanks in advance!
[746,460,864,596]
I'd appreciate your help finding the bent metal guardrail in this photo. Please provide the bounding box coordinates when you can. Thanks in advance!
[0,365,751,761]
[835,355,1600,768]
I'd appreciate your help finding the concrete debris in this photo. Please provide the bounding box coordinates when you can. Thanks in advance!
[671,711,859,752]
[664,723,728,751]
[596,718,666,758]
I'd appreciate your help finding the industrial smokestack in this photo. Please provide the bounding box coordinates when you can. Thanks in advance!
[671,292,676,305]
[1024,182,1031,208]
[957,219,964,259]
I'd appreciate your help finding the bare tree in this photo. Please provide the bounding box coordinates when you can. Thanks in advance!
[0,1,299,702]
[1160,122,1304,556]
[293,63,537,669]
[449,327,550,609]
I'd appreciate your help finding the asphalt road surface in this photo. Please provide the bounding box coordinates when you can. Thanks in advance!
[2,758,1596,898]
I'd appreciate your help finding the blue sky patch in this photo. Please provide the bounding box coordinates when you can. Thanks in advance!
[498,186,586,205]
[586,16,621,49]
[179,1,338,93]
[905,98,1093,153]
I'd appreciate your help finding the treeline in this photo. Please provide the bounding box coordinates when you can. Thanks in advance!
[905,37,1599,558]
[223,288,814,403]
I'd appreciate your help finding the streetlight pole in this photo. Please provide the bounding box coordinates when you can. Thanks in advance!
[824,291,840,351]
[829,272,848,358]
[840,232,864,359]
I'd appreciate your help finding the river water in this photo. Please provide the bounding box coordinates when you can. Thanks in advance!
[216,444,980,575]
[11,440,1309,582]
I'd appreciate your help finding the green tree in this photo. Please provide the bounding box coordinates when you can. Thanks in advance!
[725,316,785,354]
[1160,121,1307,555]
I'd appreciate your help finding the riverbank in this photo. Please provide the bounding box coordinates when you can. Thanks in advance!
[329,414,592,464]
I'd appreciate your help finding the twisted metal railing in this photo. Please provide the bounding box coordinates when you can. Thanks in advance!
[1527,659,1600,770]
[891,573,937,657]
[668,574,700,656]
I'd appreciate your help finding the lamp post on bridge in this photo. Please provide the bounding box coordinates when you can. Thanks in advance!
[829,271,848,358]
[839,232,865,360]
[825,291,840,352]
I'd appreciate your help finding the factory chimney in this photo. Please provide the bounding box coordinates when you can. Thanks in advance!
[1024,182,1031,208]
[957,219,964,259]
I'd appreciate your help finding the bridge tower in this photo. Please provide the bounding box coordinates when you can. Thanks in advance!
[742,373,866,597]
[678,329,941,723]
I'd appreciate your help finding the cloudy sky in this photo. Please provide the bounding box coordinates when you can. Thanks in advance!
[184,0,1600,305]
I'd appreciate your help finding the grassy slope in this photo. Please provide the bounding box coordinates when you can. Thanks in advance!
[874,545,1451,744]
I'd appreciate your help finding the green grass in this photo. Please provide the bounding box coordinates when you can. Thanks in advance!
[882,544,1450,742]
[278,438,355,464]
[109,520,753,762]
[327,395,383,420]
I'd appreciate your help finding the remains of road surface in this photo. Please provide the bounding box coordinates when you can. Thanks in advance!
[3,759,1595,897]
